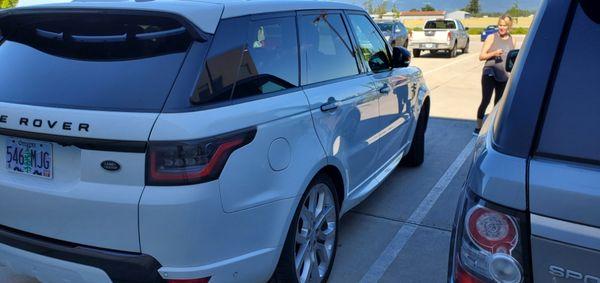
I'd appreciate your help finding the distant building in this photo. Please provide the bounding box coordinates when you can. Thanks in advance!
[447,10,472,20]
[371,12,398,22]
[397,11,447,21]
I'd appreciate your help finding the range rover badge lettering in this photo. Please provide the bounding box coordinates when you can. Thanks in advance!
[101,161,121,172]
[550,265,600,283]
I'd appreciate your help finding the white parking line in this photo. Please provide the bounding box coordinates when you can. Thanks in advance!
[423,53,479,76]
[359,137,477,283]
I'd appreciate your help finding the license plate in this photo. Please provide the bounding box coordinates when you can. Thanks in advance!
[5,137,53,179]
[422,44,435,49]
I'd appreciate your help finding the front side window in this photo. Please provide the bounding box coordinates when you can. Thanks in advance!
[537,0,600,164]
[190,15,299,105]
[299,13,359,85]
[347,14,391,73]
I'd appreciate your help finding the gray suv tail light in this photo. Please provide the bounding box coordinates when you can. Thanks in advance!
[451,191,531,283]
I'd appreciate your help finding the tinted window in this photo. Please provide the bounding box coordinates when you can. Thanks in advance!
[397,22,407,33]
[233,17,298,99]
[190,15,299,105]
[348,14,391,73]
[425,20,457,29]
[0,14,192,112]
[299,13,359,85]
[537,1,600,163]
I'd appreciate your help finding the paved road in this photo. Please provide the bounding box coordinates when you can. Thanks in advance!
[329,36,524,283]
[0,36,523,283]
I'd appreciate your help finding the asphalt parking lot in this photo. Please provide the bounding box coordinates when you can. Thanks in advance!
[0,35,523,283]
[329,35,524,283]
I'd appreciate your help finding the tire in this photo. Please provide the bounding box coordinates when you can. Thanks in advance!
[401,102,430,167]
[413,49,421,58]
[447,42,457,58]
[463,39,470,54]
[271,174,339,283]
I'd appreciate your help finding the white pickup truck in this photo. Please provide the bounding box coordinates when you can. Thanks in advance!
[409,19,470,58]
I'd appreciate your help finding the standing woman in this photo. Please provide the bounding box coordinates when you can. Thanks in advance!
[474,15,517,135]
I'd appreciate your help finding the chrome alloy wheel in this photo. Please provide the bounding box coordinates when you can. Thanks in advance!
[294,183,337,283]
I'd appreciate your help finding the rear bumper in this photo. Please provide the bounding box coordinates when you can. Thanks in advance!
[0,225,164,283]
[409,42,452,50]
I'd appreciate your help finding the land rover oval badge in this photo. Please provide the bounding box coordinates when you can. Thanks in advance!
[101,160,121,172]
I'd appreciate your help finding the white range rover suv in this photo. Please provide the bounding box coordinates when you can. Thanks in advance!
[0,1,430,282]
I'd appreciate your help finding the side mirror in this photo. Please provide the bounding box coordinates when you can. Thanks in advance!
[505,49,519,72]
[465,27,470,31]
[392,46,411,68]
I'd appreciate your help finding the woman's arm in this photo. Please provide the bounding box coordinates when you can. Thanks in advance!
[479,35,503,61]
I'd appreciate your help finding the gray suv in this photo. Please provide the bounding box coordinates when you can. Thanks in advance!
[449,0,600,282]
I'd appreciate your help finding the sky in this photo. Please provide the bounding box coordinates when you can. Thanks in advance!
[17,0,544,12]
[336,0,542,12]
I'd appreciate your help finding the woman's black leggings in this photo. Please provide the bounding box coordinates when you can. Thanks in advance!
[477,75,507,120]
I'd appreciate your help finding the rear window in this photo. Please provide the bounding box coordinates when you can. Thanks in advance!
[0,13,193,112]
[425,20,456,29]
[537,0,600,164]
[377,23,394,32]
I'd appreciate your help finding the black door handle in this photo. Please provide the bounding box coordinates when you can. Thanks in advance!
[379,84,391,94]
[321,98,340,112]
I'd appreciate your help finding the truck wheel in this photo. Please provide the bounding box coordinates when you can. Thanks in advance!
[401,101,429,167]
[271,174,339,283]
[463,39,470,53]
[413,49,421,58]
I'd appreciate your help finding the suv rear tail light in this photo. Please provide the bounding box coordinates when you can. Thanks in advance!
[146,128,256,186]
[450,191,530,283]
[448,31,452,42]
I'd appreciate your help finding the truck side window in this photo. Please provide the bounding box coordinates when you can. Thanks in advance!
[537,1,600,164]
[347,14,391,73]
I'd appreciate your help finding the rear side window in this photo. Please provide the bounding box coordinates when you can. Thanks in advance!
[299,13,359,85]
[425,20,456,29]
[190,15,299,105]
[0,13,193,112]
[347,14,391,73]
[537,0,600,164]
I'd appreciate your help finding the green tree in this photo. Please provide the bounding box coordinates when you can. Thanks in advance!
[364,0,376,14]
[506,1,533,17]
[464,0,480,14]
[375,0,388,19]
[0,0,19,9]
[421,4,435,11]
[391,2,400,19]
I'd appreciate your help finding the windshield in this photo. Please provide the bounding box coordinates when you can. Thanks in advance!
[0,13,194,112]
[486,25,499,30]
[377,23,394,32]
[425,20,456,29]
